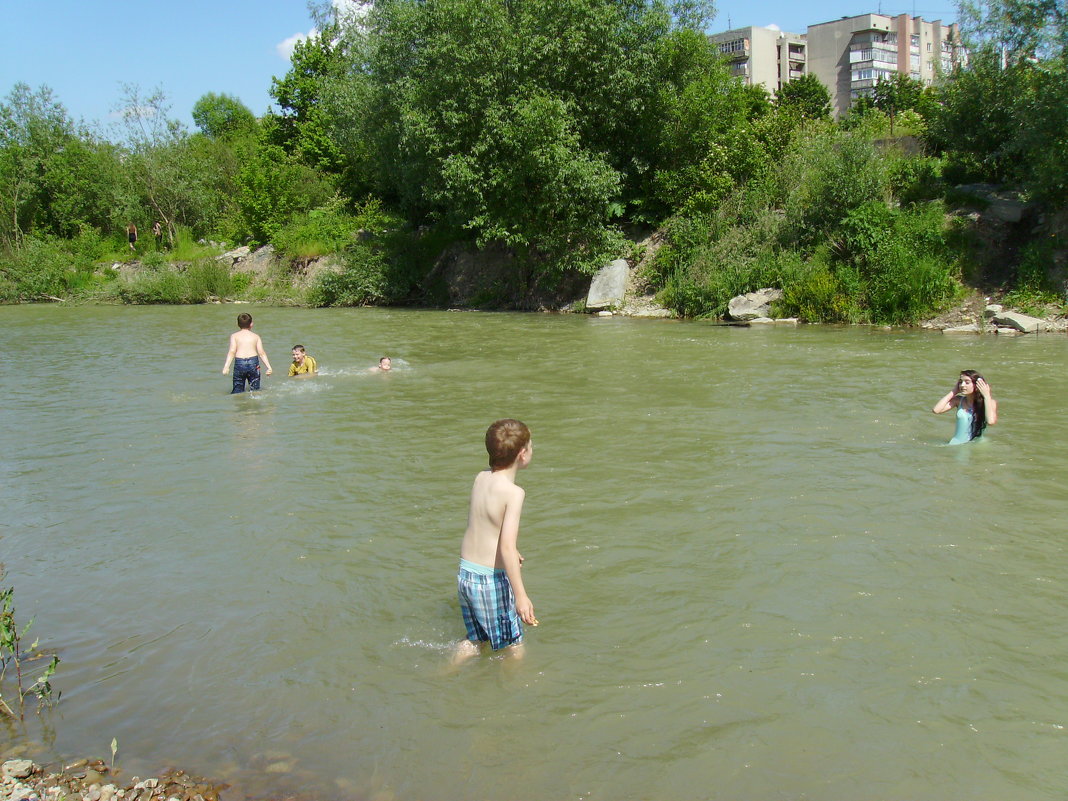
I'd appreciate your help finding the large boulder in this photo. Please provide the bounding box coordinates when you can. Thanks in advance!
[586,259,628,311]
[727,288,783,321]
[992,310,1044,333]
[216,245,251,265]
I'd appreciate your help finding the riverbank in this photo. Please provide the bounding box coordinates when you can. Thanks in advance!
[1,759,226,801]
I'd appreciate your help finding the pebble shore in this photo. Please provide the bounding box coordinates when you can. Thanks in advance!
[1,760,225,801]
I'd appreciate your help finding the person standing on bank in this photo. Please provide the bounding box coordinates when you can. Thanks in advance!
[153,221,163,250]
[126,222,138,251]
[932,369,998,444]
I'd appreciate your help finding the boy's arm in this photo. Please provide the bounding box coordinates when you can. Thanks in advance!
[221,334,237,374]
[498,486,535,625]
[256,335,273,375]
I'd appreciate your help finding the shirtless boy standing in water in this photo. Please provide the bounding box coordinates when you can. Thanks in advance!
[455,419,538,662]
[221,312,273,393]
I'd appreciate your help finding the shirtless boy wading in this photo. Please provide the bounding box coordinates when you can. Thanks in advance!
[455,419,538,662]
[221,313,273,393]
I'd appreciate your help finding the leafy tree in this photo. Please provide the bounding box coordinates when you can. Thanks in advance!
[0,83,124,247]
[269,22,347,172]
[958,0,1068,61]
[192,92,258,140]
[926,50,1037,182]
[871,73,927,135]
[774,74,831,121]
[113,85,222,242]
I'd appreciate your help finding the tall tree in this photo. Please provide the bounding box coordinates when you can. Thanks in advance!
[269,23,348,172]
[958,0,1068,61]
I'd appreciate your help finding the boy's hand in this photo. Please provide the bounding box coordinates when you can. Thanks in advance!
[221,368,229,374]
[516,596,536,626]
[266,368,272,376]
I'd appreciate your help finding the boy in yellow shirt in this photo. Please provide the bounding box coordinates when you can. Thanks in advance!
[288,345,318,377]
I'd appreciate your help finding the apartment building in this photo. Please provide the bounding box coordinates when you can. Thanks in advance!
[806,13,965,117]
[710,13,966,117]
[709,26,808,95]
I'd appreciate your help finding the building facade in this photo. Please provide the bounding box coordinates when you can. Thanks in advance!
[806,13,965,117]
[709,26,808,96]
[710,13,966,118]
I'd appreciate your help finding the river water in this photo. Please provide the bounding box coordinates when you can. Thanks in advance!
[2,305,1067,800]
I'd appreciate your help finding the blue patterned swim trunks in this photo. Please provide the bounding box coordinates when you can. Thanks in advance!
[457,559,523,650]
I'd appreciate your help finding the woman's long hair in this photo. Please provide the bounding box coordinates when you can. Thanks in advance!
[960,369,987,440]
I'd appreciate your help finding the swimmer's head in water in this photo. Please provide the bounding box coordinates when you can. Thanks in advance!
[292,345,306,363]
[485,419,531,471]
[379,356,391,371]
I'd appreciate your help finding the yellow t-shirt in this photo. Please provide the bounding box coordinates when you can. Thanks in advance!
[288,355,318,376]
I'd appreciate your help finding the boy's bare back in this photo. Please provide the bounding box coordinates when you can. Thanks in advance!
[461,469,526,569]
[229,328,263,359]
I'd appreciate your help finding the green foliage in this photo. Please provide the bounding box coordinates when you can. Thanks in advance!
[269,22,347,172]
[192,93,258,140]
[774,74,831,122]
[309,246,395,307]
[958,0,1068,61]
[110,259,236,304]
[778,124,891,246]
[0,567,60,719]
[0,230,112,301]
[926,51,1035,184]
[272,198,359,260]
[307,197,417,307]
[234,138,338,245]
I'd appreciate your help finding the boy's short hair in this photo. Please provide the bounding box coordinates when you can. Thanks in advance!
[237,312,253,329]
[292,345,305,352]
[485,419,531,470]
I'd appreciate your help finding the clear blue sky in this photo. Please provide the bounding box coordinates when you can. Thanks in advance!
[0,0,958,134]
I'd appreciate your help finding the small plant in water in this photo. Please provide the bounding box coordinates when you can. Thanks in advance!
[0,565,60,719]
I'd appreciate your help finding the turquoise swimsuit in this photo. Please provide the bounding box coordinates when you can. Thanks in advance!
[948,402,975,445]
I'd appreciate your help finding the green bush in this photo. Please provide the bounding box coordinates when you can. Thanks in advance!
[272,199,356,260]
[0,232,110,301]
[109,259,236,304]
[114,270,190,304]
[309,246,394,307]
[778,259,857,323]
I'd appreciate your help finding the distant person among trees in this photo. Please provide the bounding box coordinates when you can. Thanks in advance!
[932,369,998,444]
[221,312,273,393]
[126,223,137,251]
[288,345,318,377]
[152,220,163,249]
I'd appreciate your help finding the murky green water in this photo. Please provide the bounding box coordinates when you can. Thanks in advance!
[3,305,1067,800]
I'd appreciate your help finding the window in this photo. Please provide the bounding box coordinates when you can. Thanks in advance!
[718,38,747,55]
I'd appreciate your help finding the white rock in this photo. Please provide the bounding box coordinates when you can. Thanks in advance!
[597,310,613,317]
[992,310,1043,333]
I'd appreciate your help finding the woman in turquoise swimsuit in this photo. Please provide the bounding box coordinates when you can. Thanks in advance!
[932,369,998,444]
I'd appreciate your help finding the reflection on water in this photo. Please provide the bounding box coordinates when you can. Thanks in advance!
[3,305,1068,800]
